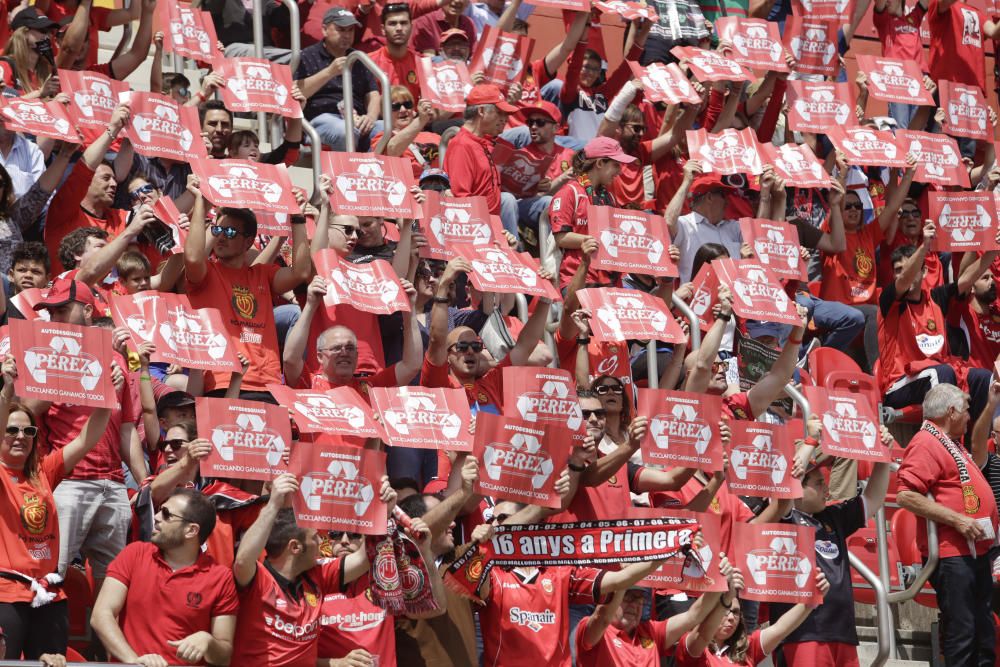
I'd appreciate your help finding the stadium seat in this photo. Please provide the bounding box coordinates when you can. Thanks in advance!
[65,564,95,652]
[847,520,902,605]
[890,509,939,609]
[808,347,863,387]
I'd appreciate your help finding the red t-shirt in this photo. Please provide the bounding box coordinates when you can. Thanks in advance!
[519,142,575,192]
[106,542,240,666]
[550,179,618,289]
[0,449,65,604]
[368,46,421,100]
[928,0,987,92]
[952,296,1000,369]
[878,232,942,289]
[309,364,399,402]
[877,286,948,393]
[443,127,503,214]
[371,130,442,179]
[675,629,766,666]
[820,222,882,305]
[479,566,608,667]
[232,558,346,667]
[575,615,673,667]
[609,141,653,210]
[420,356,510,414]
[897,428,999,558]
[650,476,753,557]
[553,330,633,396]
[873,5,929,69]
[317,576,395,664]
[559,451,641,522]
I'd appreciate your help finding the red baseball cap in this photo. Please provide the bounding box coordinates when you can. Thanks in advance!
[440,28,469,44]
[465,84,519,113]
[33,277,97,311]
[517,100,561,125]
[583,136,637,164]
[689,173,737,198]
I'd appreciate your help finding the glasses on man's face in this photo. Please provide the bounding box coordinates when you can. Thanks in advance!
[391,100,415,112]
[158,438,187,451]
[5,425,38,438]
[210,225,244,239]
[843,202,863,211]
[158,505,195,524]
[900,208,921,219]
[581,408,607,419]
[594,384,624,396]
[320,343,358,355]
[332,224,359,237]
[450,340,484,354]
[417,266,445,281]
[712,360,728,374]
[525,117,553,128]
[129,183,156,201]
[491,512,511,524]
[334,530,362,540]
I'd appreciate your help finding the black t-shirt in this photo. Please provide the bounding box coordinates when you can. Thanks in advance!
[295,45,377,119]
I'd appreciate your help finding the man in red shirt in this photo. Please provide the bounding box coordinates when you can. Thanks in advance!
[92,489,239,666]
[442,84,520,235]
[873,0,928,128]
[369,3,422,101]
[928,0,998,95]
[898,383,1000,667]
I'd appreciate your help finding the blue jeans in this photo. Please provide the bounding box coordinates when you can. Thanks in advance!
[929,555,995,667]
[274,303,301,354]
[517,194,551,228]
[888,102,918,130]
[500,125,531,148]
[795,293,865,352]
[540,79,563,104]
[499,192,519,238]
[309,113,384,151]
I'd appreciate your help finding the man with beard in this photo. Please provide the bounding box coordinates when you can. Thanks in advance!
[199,101,233,160]
[92,489,239,667]
[370,3,422,101]
[950,262,1000,369]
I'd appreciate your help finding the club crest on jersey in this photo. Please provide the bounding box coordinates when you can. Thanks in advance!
[541,578,553,593]
[232,285,257,319]
[20,493,47,535]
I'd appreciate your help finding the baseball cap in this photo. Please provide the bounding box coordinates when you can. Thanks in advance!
[583,137,637,164]
[33,277,97,311]
[419,167,450,185]
[517,100,561,125]
[689,173,737,198]
[156,390,196,415]
[466,84,518,113]
[323,6,361,27]
[10,7,59,32]
[440,28,470,44]
[746,320,788,342]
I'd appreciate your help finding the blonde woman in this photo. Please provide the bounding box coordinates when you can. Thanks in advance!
[0,9,59,97]
[372,85,440,178]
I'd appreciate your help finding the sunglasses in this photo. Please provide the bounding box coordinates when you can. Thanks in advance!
[333,530,362,540]
[158,438,187,451]
[712,360,728,374]
[417,266,446,280]
[450,341,484,353]
[158,506,195,524]
[900,209,921,218]
[5,425,38,438]
[129,183,156,201]
[843,202,863,211]
[319,344,357,355]
[492,512,511,524]
[581,408,607,419]
[332,224,359,237]
[525,117,554,128]
[594,384,624,396]
[210,225,246,239]
[624,123,647,133]
[391,100,415,112]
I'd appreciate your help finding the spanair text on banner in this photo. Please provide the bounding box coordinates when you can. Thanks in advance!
[627,62,701,105]
[216,59,302,119]
[290,441,388,535]
[195,397,291,481]
[638,389,724,471]
[857,55,934,106]
[417,57,473,112]
[420,192,500,260]
[715,18,788,72]
[825,126,906,168]
[503,367,585,437]
[123,92,206,161]
[192,158,299,216]
[711,259,803,327]
[267,384,388,440]
[738,218,806,281]
[802,387,889,462]
[733,522,822,604]
[473,412,571,509]
[726,421,801,498]
[11,319,117,409]
[452,243,562,300]
[631,508,729,593]
[785,81,855,133]
[760,143,831,189]
[0,98,79,143]
[896,130,970,188]
[939,80,992,141]
[670,46,753,82]
[686,128,764,175]
[590,206,678,278]
[314,249,412,315]
[369,386,473,451]
[58,69,130,132]
[783,15,838,77]
[577,288,687,344]
[928,191,1000,252]
[323,151,422,219]
[493,141,556,199]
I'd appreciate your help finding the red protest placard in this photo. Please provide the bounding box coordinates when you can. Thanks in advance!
[473,412,571,508]
[686,128,764,175]
[726,421,801,499]
[313,250,412,315]
[192,158,298,216]
[733,522,822,604]
[215,59,301,119]
[195,397,291,481]
[791,0,855,21]
[633,508,729,593]
[783,15,839,77]
[594,0,659,21]
[267,384,388,440]
[638,389,724,471]
[928,191,1000,252]
[857,55,934,106]
[739,219,806,281]
[760,143,831,189]
[803,387,889,462]
[9,288,47,321]
[157,1,218,64]
[125,92,205,161]
[939,80,992,141]
[452,244,562,300]
[58,69,129,133]
[0,326,8,357]
[503,367,585,436]
[469,27,534,92]
[670,47,753,82]
[786,81,856,133]
[825,127,906,168]
[420,192,500,260]
[576,288,687,344]
[290,441,388,535]
[627,62,701,105]
[715,18,788,72]
[11,318,117,409]
[323,152,422,219]
[417,57,473,113]
[896,130,970,188]
[689,263,720,332]
[590,206,678,278]
[151,196,187,252]
[369,386,473,451]
[110,291,242,374]
[712,259,803,326]
[0,98,78,143]
[493,141,556,199]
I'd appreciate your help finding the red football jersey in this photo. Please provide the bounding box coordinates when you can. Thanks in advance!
[317,577,395,665]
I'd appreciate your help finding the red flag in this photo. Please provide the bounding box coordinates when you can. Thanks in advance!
[638,389,724,471]
[927,191,1000,252]
[786,81,856,133]
[417,57,473,112]
[58,69,129,133]
[939,80,992,141]
[576,288,687,343]
[686,128,764,175]
[715,18,788,72]
[323,152,422,219]
[369,386,473,451]
[726,422,801,499]
[289,441,388,535]
[635,508,728,593]
[11,319,117,409]
[896,130,970,188]
[712,259,803,327]
[420,192,500,260]
[452,243,562,300]
[825,126,907,168]
[313,250,412,315]
[215,59,301,119]
[589,206,678,277]
[110,292,242,373]
[0,98,78,143]
[759,143,831,189]
[791,0,855,22]
[733,522,822,604]
[192,158,299,215]
[469,27,535,92]
[124,92,206,161]
[803,387,889,462]
[689,263,720,332]
[157,1,219,65]
[493,141,556,198]
[738,218,806,281]
[267,384,387,439]
[473,412,572,509]
[669,47,753,82]
[150,196,188,252]
[195,397,291,481]
[856,55,934,106]
[627,62,701,105]
[783,15,839,77]
[502,367,585,437]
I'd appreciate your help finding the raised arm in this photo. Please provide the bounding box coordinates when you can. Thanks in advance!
[394,282,423,385]
[426,258,470,366]
[893,221,933,295]
[271,217,312,294]
[234,473,298,586]
[77,206,157,285]
[508,298,552,366]
[973,381,1000,468]
[877,156,917,237]
[109,0,155,80]
[282,277,325,387]
[665,160,702,238]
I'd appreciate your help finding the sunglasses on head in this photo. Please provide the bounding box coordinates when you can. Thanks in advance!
[391,100,415,112]
[450,340,484,353]
[581,408,607,419]
[158,438,187,451]
[210,225,245,239]
[594,384,624,395]
[129,183,156,200]
[5,425,38,438]
[843,202,863,211]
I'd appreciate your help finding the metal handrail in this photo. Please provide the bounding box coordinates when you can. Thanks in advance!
[647,340,658,389]
[671,293,700,352]
[342,51,392,154]
[251,0,267,139]
[886,495,940,604]
[783,383,810,437]
[271,0,302,148]
[514,293,528,322]
[848,550,895,667]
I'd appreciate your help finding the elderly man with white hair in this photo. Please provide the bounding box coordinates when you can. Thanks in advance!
[897,383,1000,667]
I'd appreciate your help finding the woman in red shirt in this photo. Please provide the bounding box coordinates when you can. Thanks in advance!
[375,85,441,179]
